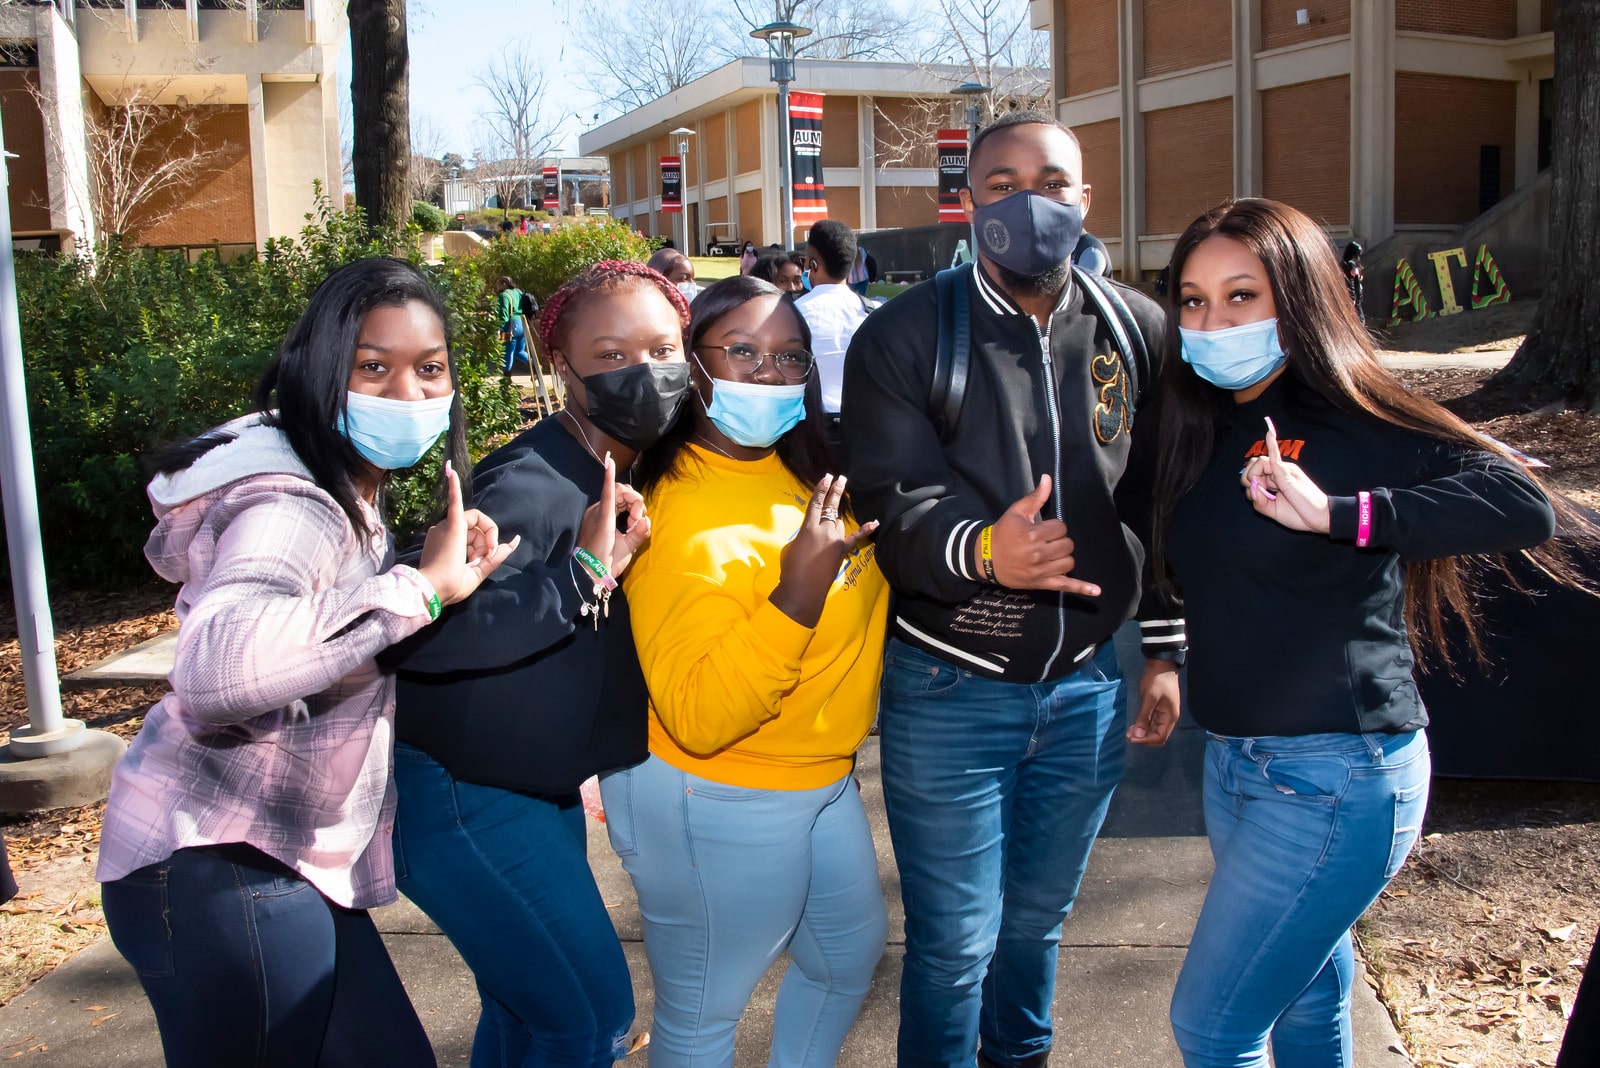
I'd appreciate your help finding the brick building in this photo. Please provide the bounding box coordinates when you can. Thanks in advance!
[1,0,344,253]
[1040,0,1556,277]
[578,58,1041,252]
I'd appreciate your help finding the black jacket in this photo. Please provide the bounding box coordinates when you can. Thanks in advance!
[382,419,647,795]
[840,262,1184,683]
[1169,372,1555,737]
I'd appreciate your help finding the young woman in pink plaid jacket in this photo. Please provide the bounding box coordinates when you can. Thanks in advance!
[97,258,516,1068]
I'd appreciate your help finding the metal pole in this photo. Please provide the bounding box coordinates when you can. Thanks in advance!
[678,139,688,253]
[778,78,795,252]
[0,114,79,758]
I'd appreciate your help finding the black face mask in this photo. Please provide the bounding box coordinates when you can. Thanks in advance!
[578,361,691,450]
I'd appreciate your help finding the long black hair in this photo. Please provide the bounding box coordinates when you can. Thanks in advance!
[150,258,470,538]
[1151,198,1591,662]
[635,275,842,505]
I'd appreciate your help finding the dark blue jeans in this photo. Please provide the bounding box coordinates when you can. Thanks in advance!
[878,638,1126,1067]
[392,743,635,1068]
[102,843,434,1068]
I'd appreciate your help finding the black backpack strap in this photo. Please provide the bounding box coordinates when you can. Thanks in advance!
[1073,265,1147,409]
[930,262,973,443]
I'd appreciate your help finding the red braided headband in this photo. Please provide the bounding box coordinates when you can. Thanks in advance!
[537,259,692,356]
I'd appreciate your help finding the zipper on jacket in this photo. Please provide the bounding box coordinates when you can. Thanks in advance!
[1035,317,1068,682]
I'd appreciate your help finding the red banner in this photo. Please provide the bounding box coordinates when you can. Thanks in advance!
[542,167,560,211]
[938,129,968,223]
[790,91,827,225]
[661,155,682,214]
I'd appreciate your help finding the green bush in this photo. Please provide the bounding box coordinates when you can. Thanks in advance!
[411,200,450,233]
[478,218,657,301]
[8,192,521,587]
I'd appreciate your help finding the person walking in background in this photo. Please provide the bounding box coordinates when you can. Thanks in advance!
[382,261,693,1066]
[496,275,530,375]
[753,251,806,296]
[97,258,516,1068]
[739,240,758,275]
[1153,198,1570,1067]
[647,248,700,302]
[795,220,872,427]
[841,111,1183,1068]
[605,275,890,1067]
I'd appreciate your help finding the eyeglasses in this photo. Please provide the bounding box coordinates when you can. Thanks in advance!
[696,343,814,381]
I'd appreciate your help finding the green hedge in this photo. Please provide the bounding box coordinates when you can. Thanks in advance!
[411,200,450,233]
[8,194,522,587]
[477,218,658,302]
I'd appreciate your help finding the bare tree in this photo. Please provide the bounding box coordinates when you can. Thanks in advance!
[1489,0,1600,412]
[576,0,735,111]
[728,0,915,61]
[348,0,411,229]
[470,147,525,221]
[923,0,1050,122]
[409,111,451,205]
[33,78,237,241]
[473,42,559,208]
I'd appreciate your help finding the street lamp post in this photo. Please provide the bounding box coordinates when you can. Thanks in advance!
[751,20,811,252]
[953,81,992,143]
[670,126,695,253]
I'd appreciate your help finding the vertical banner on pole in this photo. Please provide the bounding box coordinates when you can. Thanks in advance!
[790,91,827,236]
[542,168,560,211]
[661,156,683,213]
[938,129,968,223]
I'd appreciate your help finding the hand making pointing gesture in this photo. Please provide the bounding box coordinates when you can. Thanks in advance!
[416,460,520,607]
[577,452,651,580]
[1240,417,1332,533]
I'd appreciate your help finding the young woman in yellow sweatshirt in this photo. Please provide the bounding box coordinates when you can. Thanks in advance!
[601,274,890,1067]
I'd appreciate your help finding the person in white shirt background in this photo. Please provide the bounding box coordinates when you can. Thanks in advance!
[794,220,873,420]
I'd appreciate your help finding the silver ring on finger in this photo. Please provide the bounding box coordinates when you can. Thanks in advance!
[820,509,840,523]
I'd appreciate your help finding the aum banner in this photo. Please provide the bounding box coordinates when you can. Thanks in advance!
[542,168,559,211]
[938,129,968,223]
[790,91,827,229]
[661,156,683,214]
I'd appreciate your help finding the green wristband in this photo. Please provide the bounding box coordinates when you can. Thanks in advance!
[573,547,618,591]
[424,592,442,621]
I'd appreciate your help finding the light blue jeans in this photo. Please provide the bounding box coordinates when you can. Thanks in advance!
[878,638,1126,1067]
[1170,729,1430,1067]
[600,754,887,1068]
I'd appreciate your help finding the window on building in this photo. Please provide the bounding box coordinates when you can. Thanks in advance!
[1537,78,1554,172]
[1478,145,1502,214]
[258,0,308,8]
[137,0,189,8]
[0,42,41,68]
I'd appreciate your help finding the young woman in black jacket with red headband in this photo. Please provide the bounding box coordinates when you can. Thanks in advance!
[1151,198,1592,1068]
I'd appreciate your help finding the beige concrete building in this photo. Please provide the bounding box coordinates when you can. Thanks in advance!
[578,58,1043,252]
[1039,0,1556,277]
[1,0,344,252]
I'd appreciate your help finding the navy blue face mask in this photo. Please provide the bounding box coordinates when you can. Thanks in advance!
[973,190,1085,278]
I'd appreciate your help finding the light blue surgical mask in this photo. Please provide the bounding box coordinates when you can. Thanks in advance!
[695,361,808,448]
[338,390,455,469]
[1179,318,1286,391]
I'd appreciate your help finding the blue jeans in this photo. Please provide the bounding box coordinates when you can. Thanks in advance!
[1170,729,1430,1067]
[878,638,1125,1067]
[501,323,528,373]
[600,754,887,1067]
[391,744,634,1068]
[102,844,434,1068]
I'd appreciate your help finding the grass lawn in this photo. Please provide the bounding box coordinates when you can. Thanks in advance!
[689,256,741,281]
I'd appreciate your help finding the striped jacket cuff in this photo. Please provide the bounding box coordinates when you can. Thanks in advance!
[1138,617,1187,660]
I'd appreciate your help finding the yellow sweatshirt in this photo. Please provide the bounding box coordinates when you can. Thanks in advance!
[624,445,889,790]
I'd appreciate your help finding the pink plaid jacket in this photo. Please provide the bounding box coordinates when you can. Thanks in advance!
[97,418,435,908]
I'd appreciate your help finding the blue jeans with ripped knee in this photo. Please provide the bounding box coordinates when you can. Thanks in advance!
[1170,728,1430,1068]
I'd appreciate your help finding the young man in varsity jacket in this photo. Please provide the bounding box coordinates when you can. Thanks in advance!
[840,112,1186,1068]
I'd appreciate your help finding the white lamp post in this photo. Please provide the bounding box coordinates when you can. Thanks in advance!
[750,20,811,251]
[953,81,992,142]
[670,126,695,253]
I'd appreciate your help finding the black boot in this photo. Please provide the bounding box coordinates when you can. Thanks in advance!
[977,1050,1049,1068]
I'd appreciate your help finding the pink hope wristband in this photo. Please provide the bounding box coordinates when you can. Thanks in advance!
[1355,491,1372,548]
